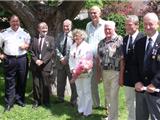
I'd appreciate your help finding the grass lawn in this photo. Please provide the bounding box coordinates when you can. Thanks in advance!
[0,66,127,120]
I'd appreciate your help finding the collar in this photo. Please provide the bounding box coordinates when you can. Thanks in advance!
[129,30,139,41]
[147,31,159,44]
[7,27,23,32]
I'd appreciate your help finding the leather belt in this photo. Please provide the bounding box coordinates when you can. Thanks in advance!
[5,54,26,59]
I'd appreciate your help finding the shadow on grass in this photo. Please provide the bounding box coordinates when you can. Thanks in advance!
[0,64,106,119]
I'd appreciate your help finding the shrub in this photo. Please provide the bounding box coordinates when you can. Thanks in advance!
[103,13,126,36]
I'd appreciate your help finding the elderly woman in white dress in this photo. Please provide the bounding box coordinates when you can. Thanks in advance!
[69,29,93,117]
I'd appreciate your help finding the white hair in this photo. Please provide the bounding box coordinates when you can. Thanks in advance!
[104,21,116,29]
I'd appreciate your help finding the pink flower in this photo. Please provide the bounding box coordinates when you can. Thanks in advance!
[72,51,93,80]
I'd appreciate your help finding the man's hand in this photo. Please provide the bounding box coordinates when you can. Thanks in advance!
[19,43,29,50]
[0,54,6,60]
[147,84,156,93]
[135,82,144,92]
[36,59,44,66]
[60,57,67,65]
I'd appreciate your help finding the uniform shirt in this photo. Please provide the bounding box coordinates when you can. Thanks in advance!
[69,40,92,71]
[98,34,123,69]
[0,27,31,56]
[86,18,106,56]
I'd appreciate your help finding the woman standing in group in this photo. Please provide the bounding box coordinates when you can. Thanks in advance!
[69,29,93,117]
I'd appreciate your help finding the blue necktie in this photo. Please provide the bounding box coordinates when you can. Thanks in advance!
[143,38,152,72]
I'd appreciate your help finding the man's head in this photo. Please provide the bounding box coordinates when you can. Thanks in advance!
[143,12,159,37]
[38,22,48,37]
[104,21,116,40]
[63,19,72,34]
[9,15,20,31]
[89,6,101,24]
[125,15,139,35]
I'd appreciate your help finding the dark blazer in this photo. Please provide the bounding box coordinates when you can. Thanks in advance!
[133,32,160,90]
[55,32,73,69]
[123,32,145,87]
[30,35,55,72]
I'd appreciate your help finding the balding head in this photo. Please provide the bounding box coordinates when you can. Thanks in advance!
[89,6,101,14]
[63,19,72,33]
[143,12,159,37]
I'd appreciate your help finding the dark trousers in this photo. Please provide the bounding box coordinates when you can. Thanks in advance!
[57,64,77,103]
[4,55,28,106]
[136,92,160,120]
[32,70,50,105]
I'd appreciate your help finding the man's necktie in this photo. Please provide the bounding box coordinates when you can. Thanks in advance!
[38,37,43,53]
[143,38,152,71]
[128,36,133,51]
[145,38,152,55]
[62,34,68,56]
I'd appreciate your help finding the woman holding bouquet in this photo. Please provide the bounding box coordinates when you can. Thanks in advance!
[69,29,93,117]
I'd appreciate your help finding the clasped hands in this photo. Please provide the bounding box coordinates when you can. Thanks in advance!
[135,82,158,93]
[36,59,44,66]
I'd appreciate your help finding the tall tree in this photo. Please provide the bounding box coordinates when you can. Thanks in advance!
[0,1,84,37]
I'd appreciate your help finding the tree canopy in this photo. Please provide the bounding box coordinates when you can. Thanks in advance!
[0,1,84,37]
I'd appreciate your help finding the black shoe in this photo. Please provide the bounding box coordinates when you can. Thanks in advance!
[44,103,51,107]
[4,105,12,112]
[32,101,39,109]
[16,101,25,107]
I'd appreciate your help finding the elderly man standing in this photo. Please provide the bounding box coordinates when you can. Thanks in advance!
[0,15,30,112]
[86,5,106,108]
[97,21,123,120]
[133,12,160,120]
[30,22,55,108]
[119,15,145,120]
[56,19,77,106]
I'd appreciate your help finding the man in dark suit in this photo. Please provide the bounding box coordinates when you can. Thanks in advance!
[133,12,160,120]
[30,22,55,108]
[56,19,77,105]
[119,15,144,120]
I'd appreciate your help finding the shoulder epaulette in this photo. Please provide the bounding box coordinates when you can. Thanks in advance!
[0,29,6,33]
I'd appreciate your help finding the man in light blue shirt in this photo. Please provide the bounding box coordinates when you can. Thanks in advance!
[86,6,106,108]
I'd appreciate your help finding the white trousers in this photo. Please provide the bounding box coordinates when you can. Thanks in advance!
[125,86,136,120]
[102,70,119,120]
[75,74,92,116]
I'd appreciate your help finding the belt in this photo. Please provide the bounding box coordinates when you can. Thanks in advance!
[103,65,119,71]
[5,54,27,59]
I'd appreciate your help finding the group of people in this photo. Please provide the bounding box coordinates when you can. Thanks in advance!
[0,5,160,120]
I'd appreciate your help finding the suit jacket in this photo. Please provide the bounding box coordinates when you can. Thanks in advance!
[55,32,73,70]
[133,32,160,90]
[30,35,55,72]
[123,32,145,87]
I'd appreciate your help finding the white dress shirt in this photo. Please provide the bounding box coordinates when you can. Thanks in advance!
[0,27,31,56]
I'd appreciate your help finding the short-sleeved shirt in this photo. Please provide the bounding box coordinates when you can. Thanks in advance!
[98,34,123,69]
[0,27,31,56]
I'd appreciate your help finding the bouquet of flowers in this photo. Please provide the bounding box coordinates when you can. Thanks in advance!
[71,52,93,81]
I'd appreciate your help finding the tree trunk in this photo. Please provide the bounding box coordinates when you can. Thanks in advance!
[0,1,84,37]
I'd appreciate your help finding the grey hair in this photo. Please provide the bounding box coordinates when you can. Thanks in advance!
[63,19,72,27]
[72,29,87,41]
[126,15,139,25]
